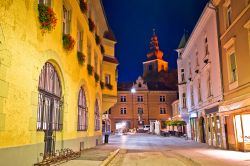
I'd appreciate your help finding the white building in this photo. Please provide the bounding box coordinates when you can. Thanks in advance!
[176,2,223,147]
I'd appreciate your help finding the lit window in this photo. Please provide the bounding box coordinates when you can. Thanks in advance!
[160,108,166,114]
[63,5,71,35]
[137,96,143,102]
[229,53,237,83]
[120,96,126,102]
[160,96,166,102]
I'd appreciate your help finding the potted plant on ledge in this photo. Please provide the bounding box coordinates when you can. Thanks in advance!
[63,34,75,51]
[38,4,57,33]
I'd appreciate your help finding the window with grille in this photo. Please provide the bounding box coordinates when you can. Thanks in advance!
[77,87,88,131]
[95,100,100,131]
[37,62,63,131]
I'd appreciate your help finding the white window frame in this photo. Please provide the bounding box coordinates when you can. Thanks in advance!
[160,96,166,102]
[120,107,127,115]
[120,96,126,102]
[137,96,143,102]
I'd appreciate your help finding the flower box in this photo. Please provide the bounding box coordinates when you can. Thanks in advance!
[77,51,85,65]
[63,34,75,51]
[94,73,99,82]
[79,0,88,14]
[38,4,57,33]
[87,64,93,75]
[88,18,95,32]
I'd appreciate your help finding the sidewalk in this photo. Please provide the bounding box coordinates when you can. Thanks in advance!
[60,144,119,166]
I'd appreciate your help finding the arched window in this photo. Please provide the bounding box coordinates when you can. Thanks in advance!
[78,87,88,131]
[37,62,63,131]
[95,100,100,131]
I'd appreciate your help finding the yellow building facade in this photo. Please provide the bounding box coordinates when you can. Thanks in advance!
[0,0,117,165]
[212,0,250,151]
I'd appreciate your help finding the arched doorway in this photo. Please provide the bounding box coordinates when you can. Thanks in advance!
[199,117,206,143]
[37,62,63,154]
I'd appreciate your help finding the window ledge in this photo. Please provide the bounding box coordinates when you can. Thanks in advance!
[229,81,238,90]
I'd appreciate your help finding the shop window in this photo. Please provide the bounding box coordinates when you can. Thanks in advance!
[77,87,88,131]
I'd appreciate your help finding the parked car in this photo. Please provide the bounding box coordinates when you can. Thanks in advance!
[143,125,150,132]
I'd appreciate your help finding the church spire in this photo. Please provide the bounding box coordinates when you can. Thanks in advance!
[147,29,163,60]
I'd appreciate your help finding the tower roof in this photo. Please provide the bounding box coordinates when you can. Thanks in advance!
[147,29,163,60]
[177,31,189,49]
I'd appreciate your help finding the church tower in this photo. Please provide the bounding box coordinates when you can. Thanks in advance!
[143,30,168,77]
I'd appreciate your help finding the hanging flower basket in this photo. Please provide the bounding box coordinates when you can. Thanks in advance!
[100,81,104,89]
[77,52,85,65]
[105,84,113,90]
[95,34,101,45]
[79,0,88,14]
[94,73,100,83]
[88,18,95,32]
[100,44,105,55]
[38,4,57,33]
[63,34,75,51]
[87,64,93,75]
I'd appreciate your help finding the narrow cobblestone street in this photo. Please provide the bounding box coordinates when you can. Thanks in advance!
[106,133,250,166]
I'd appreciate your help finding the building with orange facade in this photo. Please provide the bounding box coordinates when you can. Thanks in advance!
[107,31,178,132]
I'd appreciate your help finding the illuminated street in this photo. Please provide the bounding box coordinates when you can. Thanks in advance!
[107,134,250,166]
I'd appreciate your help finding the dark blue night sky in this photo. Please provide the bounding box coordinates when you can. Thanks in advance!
[102,0,208,82]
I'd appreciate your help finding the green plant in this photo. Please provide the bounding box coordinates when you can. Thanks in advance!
[79,0,88,14]
[100,81,104,89]
[63,34,75,51]
[105,83,113,90]
[100,44,105,55]
[38,4,57,33]
[88,18,95,32]
[77,51,85,65]
[95,34,101,45]
[87,64,93,75]
[94,73,100,82]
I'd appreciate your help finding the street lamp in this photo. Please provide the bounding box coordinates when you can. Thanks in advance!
[130,87,136,129]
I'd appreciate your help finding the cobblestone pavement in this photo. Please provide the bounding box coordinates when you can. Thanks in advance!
[106,133,250,166]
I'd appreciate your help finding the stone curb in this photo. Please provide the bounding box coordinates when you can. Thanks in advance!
[100,148,120,166]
